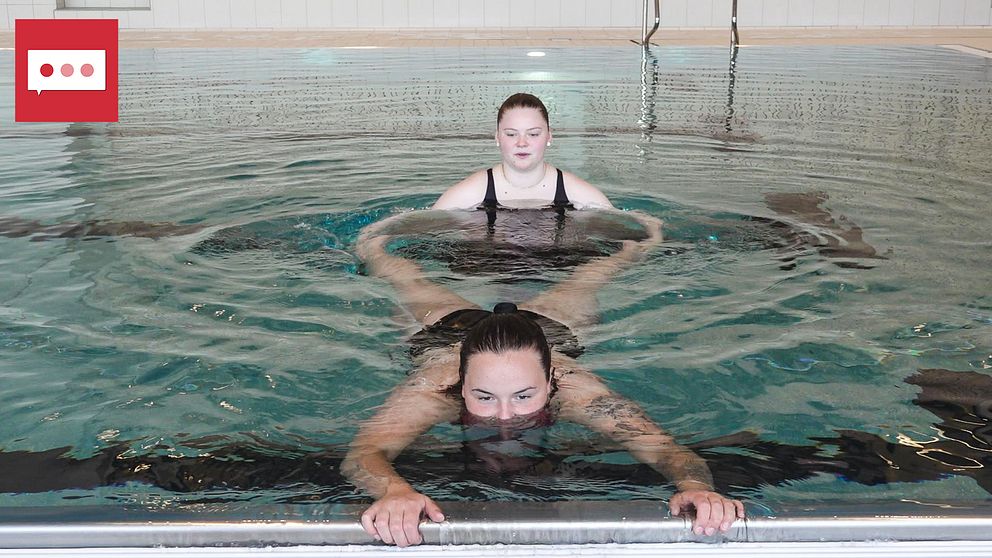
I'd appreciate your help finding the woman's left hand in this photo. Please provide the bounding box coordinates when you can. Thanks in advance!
[627,211,663,244]
[669,490,745,536]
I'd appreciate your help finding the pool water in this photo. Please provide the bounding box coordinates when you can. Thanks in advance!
[0,45,990,515]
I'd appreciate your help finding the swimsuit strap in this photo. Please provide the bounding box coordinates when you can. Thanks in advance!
[481,167,571,228]
[551,169,575,211]
[483,167,571,210]
[480,168,499,209]
[480,168,499,230]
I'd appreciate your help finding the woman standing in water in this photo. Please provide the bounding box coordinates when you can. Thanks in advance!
[343,212,744,547]
[433,93,614,211]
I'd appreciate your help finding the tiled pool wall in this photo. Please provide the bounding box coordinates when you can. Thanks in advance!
[1,0,992,31]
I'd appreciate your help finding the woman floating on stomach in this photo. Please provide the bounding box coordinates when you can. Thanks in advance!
[343,209,745,547]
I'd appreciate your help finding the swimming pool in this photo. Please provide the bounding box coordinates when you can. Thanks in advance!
[0,45,991,548]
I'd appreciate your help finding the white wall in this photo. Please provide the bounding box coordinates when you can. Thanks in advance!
[2,0,990,30]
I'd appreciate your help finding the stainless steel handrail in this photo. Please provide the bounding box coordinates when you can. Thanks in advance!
[641,0,660,46]
[3,501,992,548]
[643,0,738,47]
[732,0,740,45]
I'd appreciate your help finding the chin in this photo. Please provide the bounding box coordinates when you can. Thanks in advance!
[510,158,540,171]
[465,411,550,431]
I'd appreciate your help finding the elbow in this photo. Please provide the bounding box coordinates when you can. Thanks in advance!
[340,451,360,482]
[341,445,378,482]
[341,444,391,481]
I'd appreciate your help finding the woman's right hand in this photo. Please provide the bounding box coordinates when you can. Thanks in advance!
[360,487,445,547]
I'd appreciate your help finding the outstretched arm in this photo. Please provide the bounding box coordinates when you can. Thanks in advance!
[521,211,663,329]
[356,213,479,326]
[555,366,745,535]
[341,358,461,547]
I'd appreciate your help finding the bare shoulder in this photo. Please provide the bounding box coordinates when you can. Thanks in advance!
[550,353,611,405]
[559,169,615,209]
[549,354,653,423]
[432,168,490,210]
[406,347,461,393]
[551,362,659,434]
[359,349,460,440]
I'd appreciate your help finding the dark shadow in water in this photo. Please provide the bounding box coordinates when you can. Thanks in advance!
[678,191,887,271]
[387,192,886,277]
[389,210,646,283]
[818,368,992,494]
[0,368,988,502]
[0,216,203,241]
[0,430,824,501]
[763,192,886,268]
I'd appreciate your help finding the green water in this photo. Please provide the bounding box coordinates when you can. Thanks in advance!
[0,46,990,513]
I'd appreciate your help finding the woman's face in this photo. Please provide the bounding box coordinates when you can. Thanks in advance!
[496,107,551,173]
[461,348,551,421]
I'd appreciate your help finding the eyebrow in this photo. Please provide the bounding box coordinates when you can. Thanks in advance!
[501,127,544,132]
[471,387,537,396]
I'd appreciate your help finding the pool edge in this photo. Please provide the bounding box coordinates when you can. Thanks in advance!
[2,501,992,548]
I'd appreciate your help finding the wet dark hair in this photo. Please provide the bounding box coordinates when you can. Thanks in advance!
[457,303,552,385]
[497,93,550,127]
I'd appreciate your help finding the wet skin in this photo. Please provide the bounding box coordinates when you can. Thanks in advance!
[352,347,745,547]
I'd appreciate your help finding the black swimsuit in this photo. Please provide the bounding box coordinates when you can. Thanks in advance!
[479,168,575,212]
[405,172,582,356]
[408,307,584,360]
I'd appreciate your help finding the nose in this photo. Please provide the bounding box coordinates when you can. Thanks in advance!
[498,402,514,420]
[515,134,528,147]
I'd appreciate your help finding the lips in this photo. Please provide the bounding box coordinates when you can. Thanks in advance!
[514,152,530,158]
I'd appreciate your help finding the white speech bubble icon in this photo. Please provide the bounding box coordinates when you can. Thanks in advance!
[27,49,107,95]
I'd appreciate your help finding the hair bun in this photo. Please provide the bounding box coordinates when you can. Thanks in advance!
[492,302,518,314]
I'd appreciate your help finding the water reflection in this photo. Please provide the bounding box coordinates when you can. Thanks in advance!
[638,46,660,142]
[637,42,756,146]
[823,369,992,494]
[725,44,739,136]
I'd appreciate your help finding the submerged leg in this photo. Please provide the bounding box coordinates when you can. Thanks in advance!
[764,192,883,261]
[357,222,479,327]
[521,212,663,330]
[0,216,204,241]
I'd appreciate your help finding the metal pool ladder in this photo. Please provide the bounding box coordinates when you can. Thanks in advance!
[640,0,741,47]
[731,0,740,45]
[640,0,660,45]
